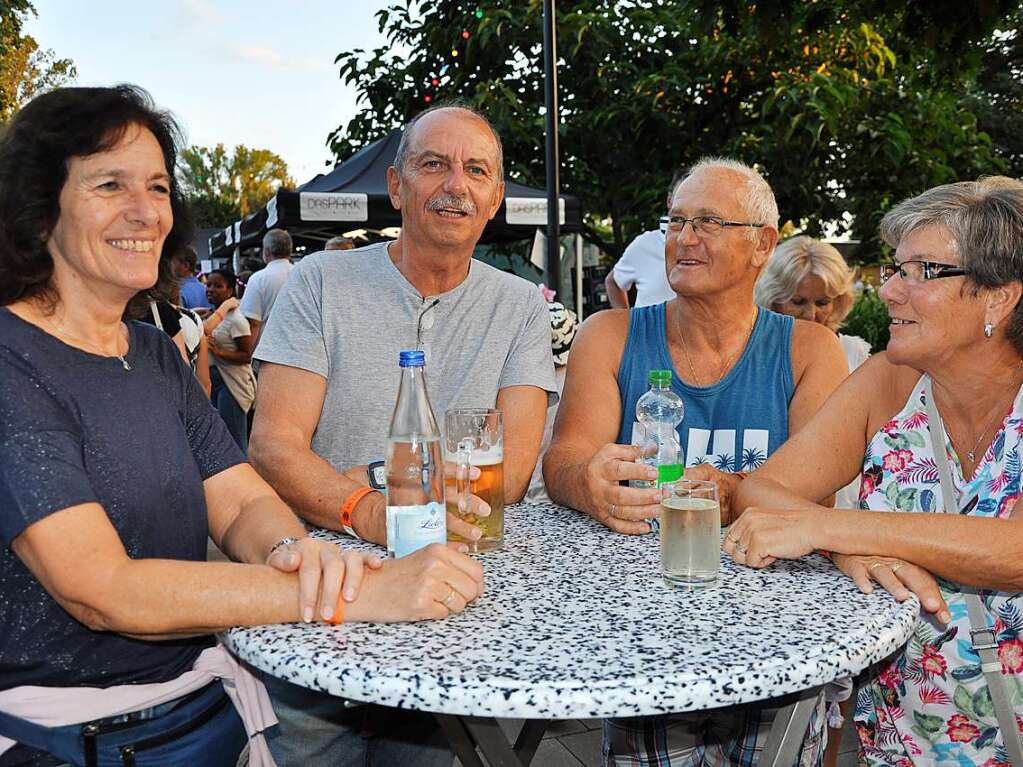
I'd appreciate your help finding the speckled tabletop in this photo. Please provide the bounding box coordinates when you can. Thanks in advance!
[222,502,918,719]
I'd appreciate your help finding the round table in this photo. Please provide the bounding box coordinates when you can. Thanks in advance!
[223,502,918,764]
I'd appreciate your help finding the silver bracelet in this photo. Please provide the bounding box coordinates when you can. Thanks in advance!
[267,536,301,558]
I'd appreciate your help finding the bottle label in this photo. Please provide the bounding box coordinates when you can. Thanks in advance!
[657,463,684,485]
[386,501,446,559]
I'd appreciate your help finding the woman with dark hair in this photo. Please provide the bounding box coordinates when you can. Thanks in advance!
[726,177,1023,765]
[0,85,484,767]
[204,268,255,452]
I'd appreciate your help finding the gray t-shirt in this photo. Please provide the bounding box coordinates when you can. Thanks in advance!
[255,242,557,469]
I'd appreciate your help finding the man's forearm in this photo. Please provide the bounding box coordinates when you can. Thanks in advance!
[543,444,596,515]
[250,443,384,542]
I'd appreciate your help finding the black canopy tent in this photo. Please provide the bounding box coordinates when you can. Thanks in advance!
[207,128,583,259]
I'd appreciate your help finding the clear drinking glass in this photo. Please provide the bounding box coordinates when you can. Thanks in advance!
[444,408,504,552]
[660,479,721,588]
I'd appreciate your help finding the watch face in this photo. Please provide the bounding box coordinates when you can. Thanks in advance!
[369,461,387,489]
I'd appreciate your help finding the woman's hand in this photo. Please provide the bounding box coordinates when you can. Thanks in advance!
[584,444,661,535]
[219,297,240,314]
[266,537,382,623]
[723,506,818,568]
[833,554,950,624]
[682,465,744,524]
[346,543,485,622]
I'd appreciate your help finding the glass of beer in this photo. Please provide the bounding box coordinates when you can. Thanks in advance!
[660,479,720,588]
[444,408,504,552]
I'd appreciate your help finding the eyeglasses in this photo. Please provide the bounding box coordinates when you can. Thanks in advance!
[879,260,967,285]
[665,215,765,236]
[416,298,440,350]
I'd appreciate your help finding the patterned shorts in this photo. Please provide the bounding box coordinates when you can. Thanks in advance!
[602,694,826,767]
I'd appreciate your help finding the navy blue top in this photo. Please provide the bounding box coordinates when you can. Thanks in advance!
[0,308,243,690]
[616,303,795,472]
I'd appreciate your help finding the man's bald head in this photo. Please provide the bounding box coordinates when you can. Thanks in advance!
[394,102,504,182]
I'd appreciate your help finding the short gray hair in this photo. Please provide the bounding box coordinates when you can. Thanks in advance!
[880,176,1023,353]
[394,100,504,181]
[262,228,292,259]
[755,236,856,331]
[680,157,780,239]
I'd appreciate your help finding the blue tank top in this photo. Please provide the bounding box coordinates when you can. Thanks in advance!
[616,303,795,472]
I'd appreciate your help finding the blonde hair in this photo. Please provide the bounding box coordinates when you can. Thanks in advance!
[755,236,856,331]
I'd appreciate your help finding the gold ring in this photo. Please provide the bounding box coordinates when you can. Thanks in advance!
[868,561,885,571]
[890,562,905,574]
[608,503,617,518]
[442,588,457,608]
[726,534,741,544]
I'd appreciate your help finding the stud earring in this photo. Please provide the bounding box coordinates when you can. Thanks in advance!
[984,322,995,338]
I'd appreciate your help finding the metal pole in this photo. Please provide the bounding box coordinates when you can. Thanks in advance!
[543,0,561,292]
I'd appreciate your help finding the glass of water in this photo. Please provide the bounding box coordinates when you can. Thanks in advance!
[660,479,721,588]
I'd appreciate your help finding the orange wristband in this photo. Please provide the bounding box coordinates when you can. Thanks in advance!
[340,486,376,539]
[326,590,345,625]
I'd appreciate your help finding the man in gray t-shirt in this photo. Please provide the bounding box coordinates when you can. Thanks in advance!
[248,103,556,767]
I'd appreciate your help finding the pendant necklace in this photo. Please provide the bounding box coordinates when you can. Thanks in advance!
[41,316,132,371]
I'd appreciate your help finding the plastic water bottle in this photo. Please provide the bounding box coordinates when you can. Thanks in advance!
[385,350,447,558]
[635,369,685,487]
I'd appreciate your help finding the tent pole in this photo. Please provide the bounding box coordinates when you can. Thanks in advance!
[575,233,584,320]
[543,0,560,293]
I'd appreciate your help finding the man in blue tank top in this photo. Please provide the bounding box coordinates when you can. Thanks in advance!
[544,159,848,765]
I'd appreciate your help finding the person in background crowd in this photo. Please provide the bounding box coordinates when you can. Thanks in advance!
[0,84,485,767]
[525,293,578,503]
[324,235,356,251]
[754,235,871,766]
[727,176,1023,767]
[172,246,210,312]
[138,296,211,397]
[545,157,848,766]
[204,269,256,453]
[756,236,870,374]
[604,169,685,309]
[248,101,556,767]
[239,228,293,346]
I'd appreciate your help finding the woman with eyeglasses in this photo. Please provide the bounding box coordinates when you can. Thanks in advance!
[725,177,1023,766]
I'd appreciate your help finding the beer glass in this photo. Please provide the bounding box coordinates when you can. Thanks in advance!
[444,408,504,552]
[660,479,720,588]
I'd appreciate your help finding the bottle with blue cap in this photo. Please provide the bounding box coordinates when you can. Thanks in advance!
[385,350,447,558]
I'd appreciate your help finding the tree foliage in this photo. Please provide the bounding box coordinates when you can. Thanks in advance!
[178,144,295,227]
[0,1,75,121]
[329,0,1020,261]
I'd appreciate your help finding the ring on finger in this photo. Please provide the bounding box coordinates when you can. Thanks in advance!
[726,533,741,545]
[608,502,617,518]
[867,561,885,572]
[890,562,905,574]
[441,587,457,608]
[734,542,747,555]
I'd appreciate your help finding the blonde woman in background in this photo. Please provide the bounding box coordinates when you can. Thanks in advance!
[756,235,870,373]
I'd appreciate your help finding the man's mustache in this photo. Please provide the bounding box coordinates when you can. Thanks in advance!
[426,195,477,215]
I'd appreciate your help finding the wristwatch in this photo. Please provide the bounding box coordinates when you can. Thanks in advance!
[367,460,386,490]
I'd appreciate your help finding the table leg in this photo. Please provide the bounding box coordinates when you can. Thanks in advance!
[434,715,549,767]
[759,686,823,767]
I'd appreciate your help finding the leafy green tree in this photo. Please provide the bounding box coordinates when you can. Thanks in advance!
[330,1,1016,261]
[179,143,295,227]
[0,1,75,121]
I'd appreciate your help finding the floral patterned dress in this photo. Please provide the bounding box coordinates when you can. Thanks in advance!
[854,376,1023,767]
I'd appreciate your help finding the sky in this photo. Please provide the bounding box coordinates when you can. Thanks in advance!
[26,0,393,182]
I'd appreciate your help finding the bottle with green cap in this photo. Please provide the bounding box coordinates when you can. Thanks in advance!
[634,369,685,487]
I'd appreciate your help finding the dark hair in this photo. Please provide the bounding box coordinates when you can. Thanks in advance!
[0,84,194,318]
[208,268,237,298]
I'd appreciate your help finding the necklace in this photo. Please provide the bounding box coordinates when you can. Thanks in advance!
[40,314,132,371]
[959,359,1023,463]
[674,305,757,387]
